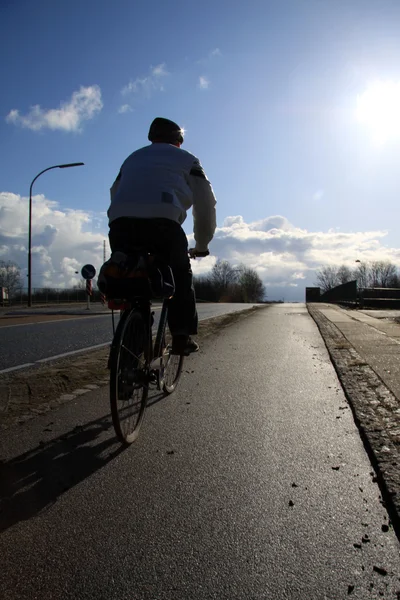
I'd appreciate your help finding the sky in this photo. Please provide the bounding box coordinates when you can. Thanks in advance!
[1,0,400,301]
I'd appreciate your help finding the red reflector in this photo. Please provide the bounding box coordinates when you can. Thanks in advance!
[108,300,131,310]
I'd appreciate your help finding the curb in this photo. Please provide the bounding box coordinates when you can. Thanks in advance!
[308,304,400,540]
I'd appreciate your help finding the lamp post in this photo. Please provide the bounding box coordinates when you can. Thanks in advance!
[28,162,84,307]
[354,260,362,307]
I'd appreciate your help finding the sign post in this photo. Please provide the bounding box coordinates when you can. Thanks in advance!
[81,264,96,311]
[86,279,92,309]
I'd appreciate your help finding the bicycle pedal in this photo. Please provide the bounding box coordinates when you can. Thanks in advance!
[149,372,158,384]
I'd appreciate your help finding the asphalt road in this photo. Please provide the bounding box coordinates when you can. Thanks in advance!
[1,304,399,599]
[0,303,258,372]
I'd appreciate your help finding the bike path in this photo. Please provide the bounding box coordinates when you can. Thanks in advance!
[1,304,399,599]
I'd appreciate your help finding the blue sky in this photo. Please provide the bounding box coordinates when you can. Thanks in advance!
[1,0,400,300]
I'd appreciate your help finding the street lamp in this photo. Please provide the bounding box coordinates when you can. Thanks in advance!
[28,162,84,307]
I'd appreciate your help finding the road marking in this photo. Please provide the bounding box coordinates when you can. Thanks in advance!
[1,305,226,374]
[0,314,112,329]
[0,305,164,329]
[36,342,111,363]
[0,343,113,374]
[0,363,35,374]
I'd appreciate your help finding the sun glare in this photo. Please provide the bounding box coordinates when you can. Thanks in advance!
[356,80,400,144]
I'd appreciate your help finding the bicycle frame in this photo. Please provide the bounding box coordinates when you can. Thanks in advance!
[110,297,170,389]
[107,250,200,443]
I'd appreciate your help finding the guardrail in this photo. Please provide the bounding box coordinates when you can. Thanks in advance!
[1,288,104,307]
[317,286,400,310]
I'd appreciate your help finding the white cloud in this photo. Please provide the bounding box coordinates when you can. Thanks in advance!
[0,192,108,289]
[5,85,103,132]
[190,255,217,276]
[223,215,245,228]
[118,104,133,114]
[198,76,210,90]
[248,215,295,232]
[121,63,168,99]
[189,214,400,301]
[2,193,399,301]
[151,63,168,77]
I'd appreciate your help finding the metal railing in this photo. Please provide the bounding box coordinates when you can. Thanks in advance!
[1,287,105,307]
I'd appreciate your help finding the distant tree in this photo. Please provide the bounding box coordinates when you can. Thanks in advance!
[318,260,400,291]
[0,260,23,298]
[193,275,217,302]
[73,279,86,290]
[369,261,397,288]
[337,265,353,285]
[194,261,266,303]
[237,265,266,302]
[353,262,370,289]
[314,266,340,293]
[210,260,239,300]
[388,271,400,288]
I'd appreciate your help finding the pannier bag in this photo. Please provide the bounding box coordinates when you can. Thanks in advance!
[98,251,175,300]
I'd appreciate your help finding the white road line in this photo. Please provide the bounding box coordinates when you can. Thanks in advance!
[36,342,111,363]
[0,314,112,329]
[0,306,164,330]
[0,305,175,373]
[0,363,35,374]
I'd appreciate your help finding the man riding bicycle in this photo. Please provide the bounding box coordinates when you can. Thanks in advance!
[107,117,217,355]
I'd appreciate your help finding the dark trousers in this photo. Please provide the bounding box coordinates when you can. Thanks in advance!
[109,217,198,336]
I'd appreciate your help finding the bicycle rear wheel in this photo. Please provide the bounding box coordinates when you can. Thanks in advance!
[162,326,184,394]
[109,309,149,444]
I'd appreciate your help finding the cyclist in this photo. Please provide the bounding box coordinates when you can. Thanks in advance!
[107,117,217,355]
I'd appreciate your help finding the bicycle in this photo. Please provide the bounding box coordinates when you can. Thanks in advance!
[104,249,207,445]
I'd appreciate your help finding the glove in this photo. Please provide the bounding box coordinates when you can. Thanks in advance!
[189,248,210,258]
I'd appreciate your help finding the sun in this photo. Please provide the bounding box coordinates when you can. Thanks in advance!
[356,80,400,144]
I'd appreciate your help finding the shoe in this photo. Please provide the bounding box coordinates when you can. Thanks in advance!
[171,335,199,356]
[186,337,199,354]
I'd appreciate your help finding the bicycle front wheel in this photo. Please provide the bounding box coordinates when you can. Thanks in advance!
[162,326,184,394]
[109,309,149,444]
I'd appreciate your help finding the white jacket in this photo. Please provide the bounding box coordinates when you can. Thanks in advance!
[108,143,217,252]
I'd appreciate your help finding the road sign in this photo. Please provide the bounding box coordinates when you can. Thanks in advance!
[81,264,96,280]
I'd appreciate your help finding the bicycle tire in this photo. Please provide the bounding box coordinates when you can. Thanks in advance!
[109,309,149,444]
[162,326,184,394]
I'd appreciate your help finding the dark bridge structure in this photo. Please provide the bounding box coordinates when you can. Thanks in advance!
[306,281,400,309]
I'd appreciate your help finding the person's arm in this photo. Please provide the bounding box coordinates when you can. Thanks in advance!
[189,158,217,253]
[110,170,122,202]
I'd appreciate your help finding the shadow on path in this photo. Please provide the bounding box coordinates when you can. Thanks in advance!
[0,413,123,533]
[0,388,168,533]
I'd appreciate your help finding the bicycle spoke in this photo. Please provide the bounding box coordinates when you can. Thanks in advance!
[120,344,141,361]
[109,310,149,444]
[162,326,184,394]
